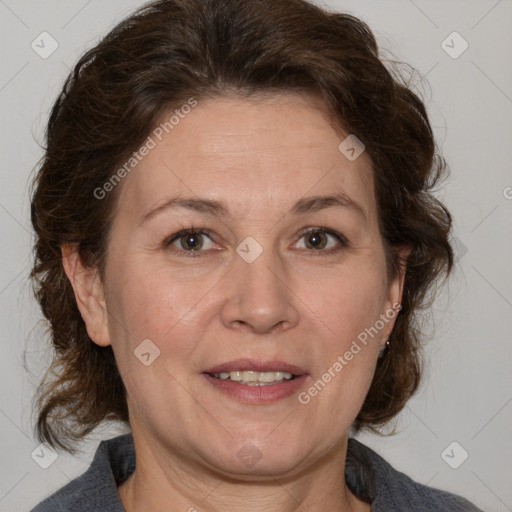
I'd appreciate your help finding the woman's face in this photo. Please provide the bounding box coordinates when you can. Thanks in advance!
[87,93,405,476]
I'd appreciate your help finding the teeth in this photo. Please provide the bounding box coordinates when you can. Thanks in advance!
[211,370,295,384]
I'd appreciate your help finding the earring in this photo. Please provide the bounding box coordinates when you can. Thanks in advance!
[378,335,390,358]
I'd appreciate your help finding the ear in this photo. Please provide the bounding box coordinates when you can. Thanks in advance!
[382,244,411,338]
[61,243,111,347]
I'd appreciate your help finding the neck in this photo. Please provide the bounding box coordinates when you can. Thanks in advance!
[118,429,370,512]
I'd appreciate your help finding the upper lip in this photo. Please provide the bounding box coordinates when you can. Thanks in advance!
[204,358,307,376]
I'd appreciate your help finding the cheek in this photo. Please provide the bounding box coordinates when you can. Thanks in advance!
[103,264,189,367]
[104,256,226,385]
[299,282,383,431]
[104,268,204,431]
[107,252,200,330]
[299,260,387,404]
[308,261,388,342]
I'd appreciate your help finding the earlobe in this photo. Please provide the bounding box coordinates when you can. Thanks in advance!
[61,243,111,347]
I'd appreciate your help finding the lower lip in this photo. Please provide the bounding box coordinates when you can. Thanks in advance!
[202,373,308,404]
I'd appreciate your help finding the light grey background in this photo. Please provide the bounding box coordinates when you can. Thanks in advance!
[1,0,511,510]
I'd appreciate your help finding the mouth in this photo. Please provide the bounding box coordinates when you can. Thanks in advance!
[202,359,308,402]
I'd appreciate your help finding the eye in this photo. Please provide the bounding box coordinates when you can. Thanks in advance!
[164,226,348,258]
[165,228,218,256]
[293,227,348,253]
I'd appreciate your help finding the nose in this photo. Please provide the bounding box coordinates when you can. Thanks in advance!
[219,244,300,335]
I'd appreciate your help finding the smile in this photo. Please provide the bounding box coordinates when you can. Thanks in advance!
[208,370,296,385]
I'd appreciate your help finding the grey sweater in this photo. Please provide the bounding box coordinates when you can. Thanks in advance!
[30,433,483,511]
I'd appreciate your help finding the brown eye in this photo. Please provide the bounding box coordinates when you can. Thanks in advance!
[294,227,348,253]
[304,230,328,250]
[178,232,204,251]
[166,228,216,254]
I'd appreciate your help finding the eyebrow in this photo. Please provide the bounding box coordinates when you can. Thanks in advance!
[140,192,368,225]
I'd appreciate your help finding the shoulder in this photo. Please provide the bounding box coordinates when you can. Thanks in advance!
[347,438,484,512]
[29,433,135,512]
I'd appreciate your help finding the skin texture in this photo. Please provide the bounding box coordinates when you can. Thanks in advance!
[62,93,408,512]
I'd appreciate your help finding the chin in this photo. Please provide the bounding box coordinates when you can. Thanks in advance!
[199,434,313,479]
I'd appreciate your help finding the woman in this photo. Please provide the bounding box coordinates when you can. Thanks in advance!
[29,0,483,510]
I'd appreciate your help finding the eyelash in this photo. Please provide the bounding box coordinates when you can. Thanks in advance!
[163,226,348,258]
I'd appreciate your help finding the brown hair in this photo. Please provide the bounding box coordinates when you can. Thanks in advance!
[30,0,453,453]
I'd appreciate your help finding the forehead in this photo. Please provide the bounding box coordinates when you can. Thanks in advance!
[115,93,376,223]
